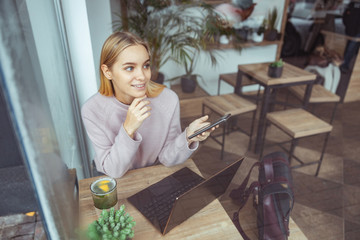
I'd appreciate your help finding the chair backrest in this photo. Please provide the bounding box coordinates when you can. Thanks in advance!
[321,30,360,102]
[336,69,352,103]
[322,30,347,58]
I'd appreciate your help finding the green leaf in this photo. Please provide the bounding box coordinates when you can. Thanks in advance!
[121,228,131,235]
[126,216,133,223]
[270,58,283,67]
[119,204,125,212]
[110,207,115,218]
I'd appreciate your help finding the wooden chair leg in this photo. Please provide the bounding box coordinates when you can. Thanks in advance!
[315,132,331,176]
[288,138,298,166]
[284,90,290,110]
[259,119,269,161]
[248,110,257,151]
[329,102,339,124]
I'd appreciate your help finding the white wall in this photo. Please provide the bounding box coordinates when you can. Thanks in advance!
[61,0,98,106]
[61,0,111,166]
[86,0,113,83]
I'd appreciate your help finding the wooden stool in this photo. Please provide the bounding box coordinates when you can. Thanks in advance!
[202,93,257,159]
[217,72,255,95]
[260,108,333,176]
[288,84,340,123]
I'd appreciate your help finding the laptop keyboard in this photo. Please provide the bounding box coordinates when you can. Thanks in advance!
[140,175,204,226]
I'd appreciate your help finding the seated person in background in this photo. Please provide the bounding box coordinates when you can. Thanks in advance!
[305,45,342,93]
[81,32,215,178]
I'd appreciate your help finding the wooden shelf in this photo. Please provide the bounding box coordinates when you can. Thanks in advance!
[206,40,282,50]
[202,0,231,5]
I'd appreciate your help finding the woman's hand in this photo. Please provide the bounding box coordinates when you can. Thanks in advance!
[186,115,217,145]
[123,96,151,138]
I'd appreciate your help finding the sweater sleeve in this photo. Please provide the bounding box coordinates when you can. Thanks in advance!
[157,99,199,166]
[82,113,141,178]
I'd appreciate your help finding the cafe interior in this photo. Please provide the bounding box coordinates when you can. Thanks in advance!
[0,0,359,239]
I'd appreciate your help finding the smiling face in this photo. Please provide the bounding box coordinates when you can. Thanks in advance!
[101,44,151,104]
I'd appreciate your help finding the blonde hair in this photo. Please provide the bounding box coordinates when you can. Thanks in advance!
[99,31,165,98]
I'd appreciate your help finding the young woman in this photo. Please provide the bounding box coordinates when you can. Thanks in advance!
[81,31,215,178]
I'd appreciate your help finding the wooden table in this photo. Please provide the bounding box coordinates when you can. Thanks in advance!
[236,62,317,153]
[79,159,241,239]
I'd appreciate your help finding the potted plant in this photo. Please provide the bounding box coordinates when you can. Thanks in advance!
[85,205,136,240]
[178,49,202,93]
[167,47,212,93]
[264,7,279,41]
[165,14,221,93]
[268,58,284,78]
[113,0,220,84]
[203,11,244,47]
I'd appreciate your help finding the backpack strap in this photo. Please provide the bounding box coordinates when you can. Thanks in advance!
[230,161,261,239]
[263,156,274,183]
[229,161,260,205]
[232,181,260,240]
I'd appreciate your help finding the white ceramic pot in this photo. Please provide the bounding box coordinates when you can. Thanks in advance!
[219,35,230,44]
[252,32,264,42]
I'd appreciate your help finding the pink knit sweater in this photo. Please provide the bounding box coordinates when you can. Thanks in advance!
[81,88,198,178]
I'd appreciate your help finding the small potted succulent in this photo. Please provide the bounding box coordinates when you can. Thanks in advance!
[86,205,136,240]
[268,59,284,78]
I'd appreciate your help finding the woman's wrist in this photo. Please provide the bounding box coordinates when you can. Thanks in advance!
[185,127,194,146]
[187,138,194,146]
[123,124,134,139]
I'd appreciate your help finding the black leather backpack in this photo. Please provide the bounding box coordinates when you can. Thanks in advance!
[230,152,294,240]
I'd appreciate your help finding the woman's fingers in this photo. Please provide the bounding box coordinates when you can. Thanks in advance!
[139,105,151,115]
[187,115,218,144]
[196,115,209,124]
[129,95,146,108]
[124,96,151,138]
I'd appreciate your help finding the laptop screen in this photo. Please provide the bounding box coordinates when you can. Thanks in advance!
[163,158,243,234]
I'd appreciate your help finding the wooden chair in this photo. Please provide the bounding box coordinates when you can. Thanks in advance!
[260,108,333,176]
[288,84,340,123]
[321,30,360,102]
[286,30,357,124]
[287,29,359,119]
[202,93,257,159]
